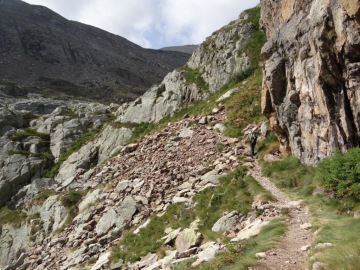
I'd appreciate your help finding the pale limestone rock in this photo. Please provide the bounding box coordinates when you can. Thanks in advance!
[191,242,221,267]
[178,128,194,138]
[301,245,311,251]
[0,225,31,267]
[212,211,241,232]
[55,141,98,185]
[95,196,137,236]
[255,252,267,259]
[312,261,328,270]
[232,219,270,241]
[95,208,118,236]
[78,189,104,213]
[134,253,158,269]
[175,228,202,253]
[50,118,89,161]
[216,88,238,103]
[300,223,312,230]
[39,195,68,232]
[95,125,132,163]
[315,243,336,250]
[0,154,46,207]
[91,252,110,270]
[162,228,182,245]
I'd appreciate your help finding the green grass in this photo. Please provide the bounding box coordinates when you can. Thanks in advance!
[7,150,54,161]
[0,206,27,227]
[111,166,274,265]
[180,66,209,92]
[224,69,265,138]
[44,129,100,177]
[174,218,286,270]
[317,148,360,199]
[10,128,50,142]
[239,7,266,71]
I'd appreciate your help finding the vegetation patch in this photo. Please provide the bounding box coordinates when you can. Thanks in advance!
[317,148,360,199]
[10,128,50,142]
[0,206,27,227]
[7,150,54,161]
[180,66,209,92]
[55,190,84,233]
[224,69,265,137]
[259,141,360,269]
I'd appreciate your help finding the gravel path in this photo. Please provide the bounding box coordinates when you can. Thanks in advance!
[247,160,314,270]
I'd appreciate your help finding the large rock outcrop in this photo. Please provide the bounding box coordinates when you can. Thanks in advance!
[116,9,258,123]
[260,0,360,165]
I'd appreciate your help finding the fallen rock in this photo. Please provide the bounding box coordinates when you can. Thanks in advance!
[91,252,110,270]
[314,243,335,250]
[312,261,328,270]
[300,223,312,230]
[255,252,266,259]
[175,228,202,253]
[191,242,221,267]
[232,219,270,241]
[211,211,241,232]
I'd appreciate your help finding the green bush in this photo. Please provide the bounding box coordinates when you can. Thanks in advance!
[61,190,83,208]
[317,148,360,199]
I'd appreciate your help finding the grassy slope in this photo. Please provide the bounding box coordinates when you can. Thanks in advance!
[259,147,360,269]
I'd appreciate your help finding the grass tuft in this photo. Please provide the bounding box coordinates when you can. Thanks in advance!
[10,128,50,141]
[0,206,27,227]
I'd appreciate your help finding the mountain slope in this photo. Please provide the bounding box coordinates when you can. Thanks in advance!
[160,45,198,54]
[0,0,190,103]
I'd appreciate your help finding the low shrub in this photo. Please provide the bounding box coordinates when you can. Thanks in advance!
[317,148,360,199]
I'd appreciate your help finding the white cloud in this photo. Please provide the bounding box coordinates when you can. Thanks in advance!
[22,0,259,48]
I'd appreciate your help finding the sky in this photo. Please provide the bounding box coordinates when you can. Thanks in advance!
[22,0,260,49]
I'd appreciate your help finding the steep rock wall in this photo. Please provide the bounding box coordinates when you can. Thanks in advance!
[260,0,360,165]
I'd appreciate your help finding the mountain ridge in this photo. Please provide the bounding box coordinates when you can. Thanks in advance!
[0,0,190,103]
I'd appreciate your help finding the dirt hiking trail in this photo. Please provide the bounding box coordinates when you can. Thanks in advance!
[247,160,314,270]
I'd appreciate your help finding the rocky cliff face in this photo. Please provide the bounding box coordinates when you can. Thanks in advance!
[116,10,258,123]
[260,0,360,165]
[0,0,190,103]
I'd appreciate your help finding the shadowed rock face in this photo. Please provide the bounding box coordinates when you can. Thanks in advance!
[0,0,190,103]
[260,0,360,165]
